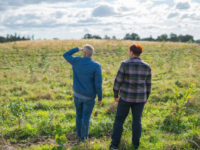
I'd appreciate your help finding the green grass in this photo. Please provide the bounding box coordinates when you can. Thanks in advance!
[0,40,200,150]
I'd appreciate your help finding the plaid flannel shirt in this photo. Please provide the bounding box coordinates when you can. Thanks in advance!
[113,57,152,103]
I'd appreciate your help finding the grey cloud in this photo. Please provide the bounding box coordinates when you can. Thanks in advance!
[92,5,116,17]
[68,22,115,28]
[84,28,90,32]
[3,14,65,29]
[0,6,8,11]
[103,27,112,31]
[4,0,83,6]
[78,18,99,23]
[0,0,88,11]
[118,6,132,12]
[142,25,158,30]
[181,13,200,20]
[167,12,179,19]
[53,11,65,18]
[176,2,190,9]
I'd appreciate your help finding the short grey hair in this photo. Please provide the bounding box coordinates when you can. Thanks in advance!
[83,44,94,57]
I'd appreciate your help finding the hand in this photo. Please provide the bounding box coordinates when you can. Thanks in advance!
[97,101,102,106]
[78,47,83,51]
[115,98,119,102]
[145,99,148,103]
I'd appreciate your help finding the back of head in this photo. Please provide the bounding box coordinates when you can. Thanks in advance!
[129,43,143,56]
[83,44,94,57]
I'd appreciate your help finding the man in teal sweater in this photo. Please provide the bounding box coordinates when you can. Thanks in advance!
[63,45,102,142]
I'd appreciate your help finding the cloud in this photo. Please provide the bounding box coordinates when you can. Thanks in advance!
[176,2,190,9]
[167,12,179,18]
[2,0,84,6]
[78,18,99,23]
[103,27,113,31]
[3,14,65,29]
[0,6,8,11]
[0,0,88,11]
[92,4,117,17]
[53,11,65,19]
[181,13,200,20]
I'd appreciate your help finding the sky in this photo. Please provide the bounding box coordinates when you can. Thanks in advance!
[0,0,200,40]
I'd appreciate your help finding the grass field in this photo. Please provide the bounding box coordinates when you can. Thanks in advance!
[0,40,200,150]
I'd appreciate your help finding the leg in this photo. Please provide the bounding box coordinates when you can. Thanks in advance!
[74,96,83,138]
[81,99,95,141]
[111,99,131,148]
[131,102,145,149]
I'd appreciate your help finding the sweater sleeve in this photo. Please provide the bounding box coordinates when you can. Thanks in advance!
[94,65,103,101]
[63,47,79,65]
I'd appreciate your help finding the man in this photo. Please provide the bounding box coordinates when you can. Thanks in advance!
[63,45,102,142]
[110,43,152,150]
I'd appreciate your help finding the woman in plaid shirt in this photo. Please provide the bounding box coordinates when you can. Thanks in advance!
[110,44,152,150]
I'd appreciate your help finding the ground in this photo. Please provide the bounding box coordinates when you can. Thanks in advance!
[0,40,200,150]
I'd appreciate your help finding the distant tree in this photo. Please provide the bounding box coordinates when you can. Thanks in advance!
[195,39,200,44]
[124,33,140,40]
[141,35,155,41]
[0,36,6,43]
[169,33,179,42]
[112,36,117,40]
[31,35,34,40]
[0,33,31,43]
[83,33,93,39]
[157,34,168,41]
[178,34,194,43]
[92,35,102,39]
[104,35,110,39]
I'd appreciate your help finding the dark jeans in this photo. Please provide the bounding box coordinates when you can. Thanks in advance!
[74,96,95,141]
[111,98,145,148]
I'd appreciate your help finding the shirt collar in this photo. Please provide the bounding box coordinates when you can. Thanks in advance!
[130,57,141,60]
[84,56,92,59]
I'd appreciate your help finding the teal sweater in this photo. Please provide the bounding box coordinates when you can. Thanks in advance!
[63,47,103,101]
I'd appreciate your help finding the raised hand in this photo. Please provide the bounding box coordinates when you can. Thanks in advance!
[78,47,83,51]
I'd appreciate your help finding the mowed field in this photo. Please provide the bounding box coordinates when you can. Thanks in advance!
[0,40,200,150]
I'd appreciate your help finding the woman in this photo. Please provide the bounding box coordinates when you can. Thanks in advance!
[110,43,152,150]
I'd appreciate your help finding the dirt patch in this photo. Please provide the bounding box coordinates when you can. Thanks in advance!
[0,145,16,150]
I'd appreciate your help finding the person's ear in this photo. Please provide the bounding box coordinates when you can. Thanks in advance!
[129,51,133,57]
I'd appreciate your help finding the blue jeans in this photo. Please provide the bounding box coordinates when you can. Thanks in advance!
[74,96,95,141]
[111,98,145,148]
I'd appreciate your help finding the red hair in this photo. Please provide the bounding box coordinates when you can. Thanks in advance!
[129,43,143,56]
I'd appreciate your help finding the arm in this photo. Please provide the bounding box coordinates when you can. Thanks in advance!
[146,68,152,100]
[113,62,125,100]
[94,65,103,102]
[63,47,81,65]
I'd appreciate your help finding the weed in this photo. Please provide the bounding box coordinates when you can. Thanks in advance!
[52,125,67,150]
[9,98,32,129]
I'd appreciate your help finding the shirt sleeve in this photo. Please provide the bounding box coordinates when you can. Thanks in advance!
[94,65,103,101]
[146,68,152,99]
[63,47,79,65]
[113,62,125,98]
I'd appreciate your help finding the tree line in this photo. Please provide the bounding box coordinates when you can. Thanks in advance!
[83,33,199,43]
[0,33,33,43]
